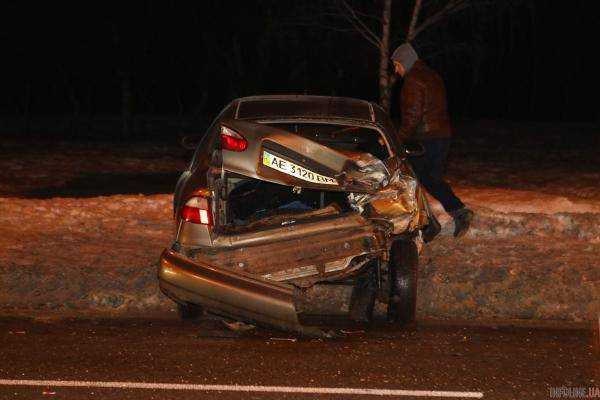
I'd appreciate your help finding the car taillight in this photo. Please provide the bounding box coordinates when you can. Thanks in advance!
[181,195,212,226]
[220,125,247,151]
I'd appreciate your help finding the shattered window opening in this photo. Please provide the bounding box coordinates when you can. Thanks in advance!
[260,121,392,160]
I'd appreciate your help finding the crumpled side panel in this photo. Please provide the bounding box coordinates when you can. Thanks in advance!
[337,152,389,192]
[348,170,421,234]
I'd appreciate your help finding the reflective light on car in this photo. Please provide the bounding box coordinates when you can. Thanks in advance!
[181,195,212,226]
[220,125,248,151]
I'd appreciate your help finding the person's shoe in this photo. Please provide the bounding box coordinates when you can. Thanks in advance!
[450,207,474,238]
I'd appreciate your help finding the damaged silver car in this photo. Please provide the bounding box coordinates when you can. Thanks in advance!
[158,95,437,335]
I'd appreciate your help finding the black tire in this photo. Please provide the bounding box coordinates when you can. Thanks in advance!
[388,239,419,325]
[176,302,204,321]
[348,261,378,323]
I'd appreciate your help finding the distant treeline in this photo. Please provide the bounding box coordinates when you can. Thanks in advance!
[1,0,597,141]
[0,115,210,141]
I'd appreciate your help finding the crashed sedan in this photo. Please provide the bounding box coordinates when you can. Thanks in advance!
[158,95,436,335]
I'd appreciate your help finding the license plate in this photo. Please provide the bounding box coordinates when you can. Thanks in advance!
[262,150,337,185]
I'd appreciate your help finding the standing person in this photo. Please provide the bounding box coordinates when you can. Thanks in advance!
[391,43,473,237]
[352,44,473,326]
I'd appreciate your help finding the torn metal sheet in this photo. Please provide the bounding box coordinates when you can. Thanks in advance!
[335,152,389,192]
[190,216,385,281]
[348,170,420,234]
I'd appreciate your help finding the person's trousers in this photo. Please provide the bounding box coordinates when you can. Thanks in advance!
[409,138,464,213]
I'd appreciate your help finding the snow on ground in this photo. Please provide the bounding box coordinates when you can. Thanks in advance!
[0,137,598,320]
[0,194,173,269]
[1,188,597,320]
[448,158,600,203]
[0,194,176,315]
[453,187,600,214]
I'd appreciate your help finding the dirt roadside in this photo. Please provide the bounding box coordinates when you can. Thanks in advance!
[0,140,598,321]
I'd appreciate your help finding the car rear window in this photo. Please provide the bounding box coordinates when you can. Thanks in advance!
[237,98,372,121]
[263,122,390,160]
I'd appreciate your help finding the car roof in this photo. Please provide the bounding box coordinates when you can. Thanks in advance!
[233,95,382,125]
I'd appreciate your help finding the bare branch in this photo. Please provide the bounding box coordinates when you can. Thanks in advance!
[343,17,381,48]
[378,0,394,111]
[407,0,424,41]
[351,7,383,23]
[412,0,471,39]
[338,0,382,49]
[286,18,356,34]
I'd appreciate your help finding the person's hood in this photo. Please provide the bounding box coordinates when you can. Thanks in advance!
[390,43,418,73]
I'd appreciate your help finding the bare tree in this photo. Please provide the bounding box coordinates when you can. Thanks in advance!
[326,0,473,112]
[334,0,395,110]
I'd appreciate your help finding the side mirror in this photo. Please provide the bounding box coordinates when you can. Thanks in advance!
[402,142,425,157]
[180,135,203,150]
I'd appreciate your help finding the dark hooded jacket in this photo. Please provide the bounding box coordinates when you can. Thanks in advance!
[398,60,452,141]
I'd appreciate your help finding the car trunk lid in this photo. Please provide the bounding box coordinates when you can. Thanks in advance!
[220,119,389,193]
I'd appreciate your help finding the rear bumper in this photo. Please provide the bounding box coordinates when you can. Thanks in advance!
[158,249,301,331]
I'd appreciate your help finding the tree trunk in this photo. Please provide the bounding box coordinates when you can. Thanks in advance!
[378,0,393,112]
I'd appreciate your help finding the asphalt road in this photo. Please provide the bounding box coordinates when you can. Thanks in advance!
[0,317,597,400]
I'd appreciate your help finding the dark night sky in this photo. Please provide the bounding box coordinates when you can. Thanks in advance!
[1,0,598,123]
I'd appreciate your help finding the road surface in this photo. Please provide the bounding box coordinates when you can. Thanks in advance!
[0,317,597,399]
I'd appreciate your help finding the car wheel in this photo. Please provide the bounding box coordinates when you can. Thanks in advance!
[177,303,204,321]
[388,239,419,325]
[348,261,378,323]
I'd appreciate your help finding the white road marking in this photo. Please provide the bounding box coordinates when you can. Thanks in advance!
[0,379,483,398]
